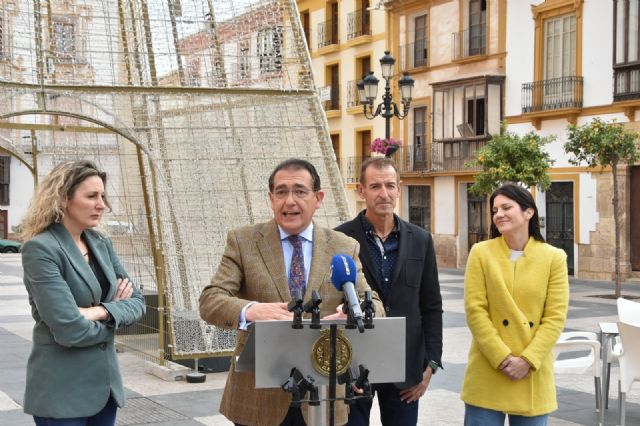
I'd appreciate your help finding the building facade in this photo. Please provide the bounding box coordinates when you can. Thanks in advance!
[296,0,390,213]
[303,0,639,281]
[505,0,639,280]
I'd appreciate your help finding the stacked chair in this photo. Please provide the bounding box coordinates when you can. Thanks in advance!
[553,331,602,425]
[614,298,640,426]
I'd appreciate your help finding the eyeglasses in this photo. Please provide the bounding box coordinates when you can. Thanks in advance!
[272,188,313,199]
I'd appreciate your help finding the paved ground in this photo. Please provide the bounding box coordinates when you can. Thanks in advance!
[1,253,639,425]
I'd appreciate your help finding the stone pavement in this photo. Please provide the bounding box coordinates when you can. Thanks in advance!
[1,253,639,426]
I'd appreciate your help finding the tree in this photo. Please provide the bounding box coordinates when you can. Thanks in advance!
[565,118,640,298]
[467,124,555,195]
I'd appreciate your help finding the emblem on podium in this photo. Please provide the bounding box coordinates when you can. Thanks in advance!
[311,328,353,376]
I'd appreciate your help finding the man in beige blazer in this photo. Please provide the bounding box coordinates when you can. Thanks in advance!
[200,158,383,426]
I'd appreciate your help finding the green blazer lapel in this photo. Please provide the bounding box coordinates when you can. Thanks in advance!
[256,220,290,301]
[84,231,117,301]
[48,223,102,304]
[306,225,330,301]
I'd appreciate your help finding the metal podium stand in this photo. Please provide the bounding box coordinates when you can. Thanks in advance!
[236,317,405,425]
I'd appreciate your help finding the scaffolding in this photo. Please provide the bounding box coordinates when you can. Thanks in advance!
[0,0,348,363]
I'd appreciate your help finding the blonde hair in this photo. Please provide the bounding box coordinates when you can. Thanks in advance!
[21,160,110,241]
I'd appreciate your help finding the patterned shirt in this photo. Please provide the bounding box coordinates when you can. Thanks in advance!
[359,211,400,299]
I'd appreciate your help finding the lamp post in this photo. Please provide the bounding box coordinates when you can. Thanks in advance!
[357,51,415,141]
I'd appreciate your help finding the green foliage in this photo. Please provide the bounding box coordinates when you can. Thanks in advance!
[467,125,555,195]
[565,118,640,168]
[565,118,639,297]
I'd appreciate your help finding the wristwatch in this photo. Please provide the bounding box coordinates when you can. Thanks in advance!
[428,360,440,375]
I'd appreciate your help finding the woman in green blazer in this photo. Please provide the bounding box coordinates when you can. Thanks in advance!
[461,183,569,426]
[20,160,146,425]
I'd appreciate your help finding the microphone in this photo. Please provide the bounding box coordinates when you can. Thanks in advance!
[330,254,365,332]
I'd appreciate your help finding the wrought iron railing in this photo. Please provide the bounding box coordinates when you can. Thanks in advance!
[323,83,340,111]
[431,138,488,172]
[452,26,486,60]
[346,80,361,108]
[340,156,366,183]
[317,19,339,48]
[400,39,428,70]
[347,9,371,39]
[394,145,430,173]
[521,76,583,113]
[614,64,640,101]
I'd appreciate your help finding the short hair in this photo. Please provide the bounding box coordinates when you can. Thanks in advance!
[359,157,399,184]
[268,158,321,192]
[21,160,110,241]
[489,183,544,242]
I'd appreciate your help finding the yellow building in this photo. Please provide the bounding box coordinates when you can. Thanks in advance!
[298,1,640,281]
[296,0,393,213]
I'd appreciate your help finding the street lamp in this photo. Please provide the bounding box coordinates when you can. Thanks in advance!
[357,51,415,141]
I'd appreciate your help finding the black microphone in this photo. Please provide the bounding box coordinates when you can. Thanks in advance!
[330,254,365,332]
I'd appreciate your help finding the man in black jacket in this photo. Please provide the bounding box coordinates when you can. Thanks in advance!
[335,156,443,426]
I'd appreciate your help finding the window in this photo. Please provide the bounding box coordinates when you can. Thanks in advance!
[0,156,9,205]
[433,77,503,141]
[325,64,340,110]
[408,186,431,231]
[331,134,340,163]
[414,15,428,67]
[432,77,503,171]
[301,10,310,50]
[469,0,486,56]
[348,0,370,39]
[615,0,639,64]
[413,107,428,167]
[542,14,576,105]
[357,56,371,80]
[466,98,485,136]
[358,129,371,157]
[545,14,576,80]
[361,0,371,35]
[257,26,283,74]
[239,40,250,80]
[213,59,224,85]
[186,59,201,87]
[614,0,640,99]
[330,2,339,44]
[54,20,76,62]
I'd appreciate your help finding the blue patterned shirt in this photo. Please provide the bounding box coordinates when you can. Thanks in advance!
[359,211,400,298]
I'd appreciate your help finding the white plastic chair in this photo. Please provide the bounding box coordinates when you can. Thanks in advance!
[616,321,640,426]
[553,331,602,422]
[604,298,640,408]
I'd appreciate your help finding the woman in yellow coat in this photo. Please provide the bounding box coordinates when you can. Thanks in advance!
[461,183,569,426]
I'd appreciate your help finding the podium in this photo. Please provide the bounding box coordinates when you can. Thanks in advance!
[236,318,405,425]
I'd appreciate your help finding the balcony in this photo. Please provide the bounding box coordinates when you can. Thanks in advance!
[431,138,488,173]
[452,26,486,61]
[340,156,366,183]
[400,39,428,70]
[395,145,430,173]
[317,20,339,49]
[614,63,640,101]
[346,80,361,108]
[347,9,371,40]
[521,76,583,113]
[323,83,340,111]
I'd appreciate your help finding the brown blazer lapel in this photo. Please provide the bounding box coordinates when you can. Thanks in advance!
[256,220,291,301]
[306,225,331,301]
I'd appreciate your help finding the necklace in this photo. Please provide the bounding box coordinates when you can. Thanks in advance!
[375,227,395,241]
